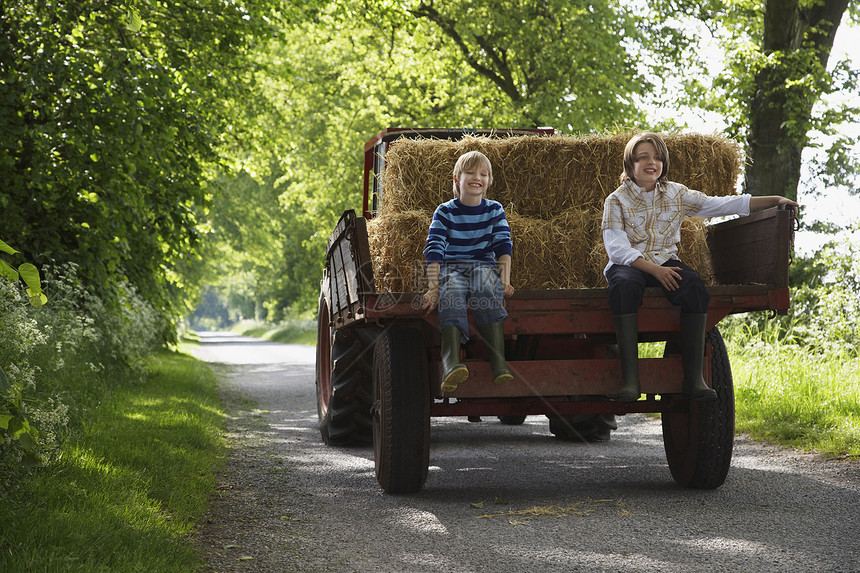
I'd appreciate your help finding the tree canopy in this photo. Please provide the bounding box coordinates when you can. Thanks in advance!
[648,0,858,201]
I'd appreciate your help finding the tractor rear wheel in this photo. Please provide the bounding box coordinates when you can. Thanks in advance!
[315,299,375,446]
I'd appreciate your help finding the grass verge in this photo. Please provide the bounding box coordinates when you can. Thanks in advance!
[632,338,859,458]
[0,351,225,571]
[730,343,860,458]
[232,317,316,346]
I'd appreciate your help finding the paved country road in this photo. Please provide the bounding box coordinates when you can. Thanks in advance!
[186,332,860,573]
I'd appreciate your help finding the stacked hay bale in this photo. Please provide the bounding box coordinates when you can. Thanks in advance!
[367,132,741,292]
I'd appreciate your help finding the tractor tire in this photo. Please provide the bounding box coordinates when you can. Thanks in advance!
[372,326,430,494]
[315,299,375,446]
[662,326,735,489]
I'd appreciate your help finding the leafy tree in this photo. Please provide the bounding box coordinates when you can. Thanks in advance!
[370,0,649,131]
[0,1,280,333]
[653,0,859,201]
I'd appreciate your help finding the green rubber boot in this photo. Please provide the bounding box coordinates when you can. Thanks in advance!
[440,326,469,393]
[680,313,718,401]
[611,313,641,402]
[479,322,513,384]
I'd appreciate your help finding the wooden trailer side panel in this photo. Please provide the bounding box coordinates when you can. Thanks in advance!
[324,211,375,327]
[708,207,793,290]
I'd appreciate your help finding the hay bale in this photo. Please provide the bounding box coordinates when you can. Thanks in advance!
[378,135,509,216]
[507,212,594,289]
[367,210,714,292]
[679,217,715,285]
[663,133,741,198]
[369,209,598,292]
[587,242,610,288]
[505,213,555,289]
[367,210,431,292]
[377,132,742,218]
[547,209,604,288]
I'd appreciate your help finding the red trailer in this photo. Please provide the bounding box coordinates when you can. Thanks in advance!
[315,129,795,494]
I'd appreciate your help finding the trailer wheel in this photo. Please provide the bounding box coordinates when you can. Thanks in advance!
[315,299,375,446]
[372,326,430,494]
[548,414,617,442]
[498,416,527,425]
[662,326,735,489]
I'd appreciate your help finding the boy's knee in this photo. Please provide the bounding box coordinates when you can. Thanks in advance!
[675,273,710,313]
[608,280,645,314]
[684,283,710,313]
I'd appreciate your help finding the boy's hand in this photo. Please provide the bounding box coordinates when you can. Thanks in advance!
[502,282,515,298]
[778,197,799,214]
[421,289,439,315]
[650,265,683,291]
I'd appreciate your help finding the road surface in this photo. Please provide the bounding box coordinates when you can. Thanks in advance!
[187,332,860,573]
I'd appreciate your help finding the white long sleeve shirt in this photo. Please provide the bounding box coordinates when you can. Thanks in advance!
[602,179,751,274]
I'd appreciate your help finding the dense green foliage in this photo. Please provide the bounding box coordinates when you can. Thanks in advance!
[0,264,163,468]
[0,0,279,329]
[0,240,48,465]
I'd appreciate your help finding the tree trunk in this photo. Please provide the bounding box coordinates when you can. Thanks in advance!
[744,0,849,199]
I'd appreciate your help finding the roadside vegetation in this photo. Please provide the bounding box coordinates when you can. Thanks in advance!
[724,239,860,458]
[232,316,317,346]
[0,268,225,571]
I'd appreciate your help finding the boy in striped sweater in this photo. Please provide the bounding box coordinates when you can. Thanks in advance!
[421,150,515,393]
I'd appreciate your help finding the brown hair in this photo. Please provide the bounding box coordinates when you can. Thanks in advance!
[453,150,493,195]
[620,132,670,184]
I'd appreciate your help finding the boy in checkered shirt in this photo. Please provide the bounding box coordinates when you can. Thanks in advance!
[602,132,798,402]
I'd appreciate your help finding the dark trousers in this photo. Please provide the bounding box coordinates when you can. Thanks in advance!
[606,259,710,315]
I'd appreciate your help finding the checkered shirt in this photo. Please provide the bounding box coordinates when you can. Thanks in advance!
[602,179,749,266]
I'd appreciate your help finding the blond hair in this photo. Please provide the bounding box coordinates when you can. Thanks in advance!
[620,132,670,184]
[452,150,493,195]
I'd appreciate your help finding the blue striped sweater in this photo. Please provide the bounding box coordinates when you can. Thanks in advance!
[423,198,513,264]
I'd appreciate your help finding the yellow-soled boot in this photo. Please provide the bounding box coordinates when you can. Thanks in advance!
[479,322,513,384]
[441,326,469,393]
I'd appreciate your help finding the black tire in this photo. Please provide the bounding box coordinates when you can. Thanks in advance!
[315,299,375,446]
[662,326,735,489]
[498,415,527,426]
[372,326,430,494]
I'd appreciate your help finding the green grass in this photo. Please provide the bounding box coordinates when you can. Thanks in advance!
[729,342,860,458]
[0,351,225,572]
[233,317,316,346]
